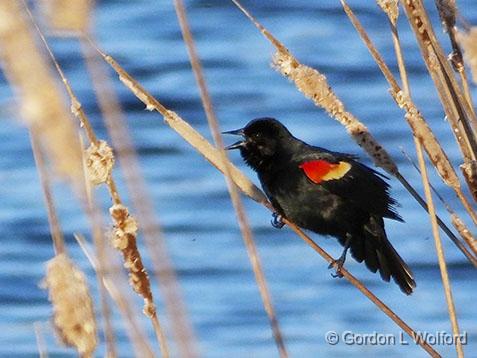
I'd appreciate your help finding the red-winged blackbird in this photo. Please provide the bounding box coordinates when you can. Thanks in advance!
[224,117,416,295]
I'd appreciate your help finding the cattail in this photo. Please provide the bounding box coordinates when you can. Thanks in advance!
[273,50,398,175]
[376,0,399,25]
[393,90,461,189]
[457,28,477,84]
[85,140,115,185]
[0,0,83,185]
[435,0,457,31]
[44,254,97,357]
[39,0,92,32]
[109,204,155,317]
[90,45,268,205]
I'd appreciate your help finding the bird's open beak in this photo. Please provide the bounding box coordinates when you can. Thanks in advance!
[223,128,245,150]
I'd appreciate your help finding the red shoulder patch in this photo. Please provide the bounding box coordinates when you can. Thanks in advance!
[299,160,351,184]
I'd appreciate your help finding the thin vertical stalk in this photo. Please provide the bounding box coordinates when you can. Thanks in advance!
[381,5,464,357]
[79,36,198,358]
[400,0,477,162]
[173,0,287,356]
[30,131,65,255]
[27,13,169,355]
[415,145,464,358]
[80,136,117,358]
[340,0,477,263]
[282,219,441,358]
[34,322,48,358]
[74,234,156,358]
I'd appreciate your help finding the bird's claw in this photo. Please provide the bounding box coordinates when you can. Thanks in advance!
[271,213,285,229]
[328,258,345,278]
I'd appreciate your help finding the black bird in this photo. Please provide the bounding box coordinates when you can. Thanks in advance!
[224,117,416,295]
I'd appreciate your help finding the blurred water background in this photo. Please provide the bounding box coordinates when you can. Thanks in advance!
[0,0,477,357]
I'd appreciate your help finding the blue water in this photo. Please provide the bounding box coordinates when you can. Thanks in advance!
[1,1,476,357]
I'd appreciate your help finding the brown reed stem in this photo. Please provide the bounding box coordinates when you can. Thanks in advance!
[80,136,117,358]
[400,0,477,162]
[415,144,464,358]
[282,219,440,357]
[402,148,477,260]
[233,0,477,265]
[27,17,170,355]
[387,9,477,260]
[74,234,155,358]
[434,0,476,117]
[79,35,198,357]
[25,4,98,146]
[375,5,465,355]
[396,173,477,266]
[341,0,477,264]
[30,131,65,255]
[173,0,287,355]
[90,44,441,356]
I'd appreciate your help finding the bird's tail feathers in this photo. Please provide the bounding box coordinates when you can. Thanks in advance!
[350,216,416,295]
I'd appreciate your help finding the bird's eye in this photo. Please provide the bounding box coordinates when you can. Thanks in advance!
[254,132,262,139]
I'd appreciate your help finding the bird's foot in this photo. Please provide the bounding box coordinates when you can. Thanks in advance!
[328,257,345,278]
[271,213,285,229]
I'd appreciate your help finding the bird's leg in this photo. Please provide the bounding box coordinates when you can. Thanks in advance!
[271,212,285,229]
[328,234,352,278]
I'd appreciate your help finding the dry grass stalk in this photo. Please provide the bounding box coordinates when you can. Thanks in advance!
[342,0,477,263]
[78,36,198,357]
[232,0,398,175]
[74,234,155,358]
[80,137,117,358]
[30,131,66,255]
[402,147,477,260]
[457,27,477,85]
[26,14,171,355]
[173,0,287,356]
[0,0,83,185]
[460,160,477,203]
[282,219,440,357]
[451,214,477,254]
[356,4,465,356]
[106,185,169,358]
[44,253,97,357]
[400,1,477,165]
[415,145,464,358]
[377,0,399,25]
[233,0,477,264]
[34,322,48,358]
[90,44,440,357]
[88,38,268,206]
[30,117,98,356]
[434,0,475,130]
[273,51,397,174]
[435,0,456,30]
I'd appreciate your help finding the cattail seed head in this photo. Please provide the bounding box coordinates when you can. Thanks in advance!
[44,254,97,357]
[85,140,115,185]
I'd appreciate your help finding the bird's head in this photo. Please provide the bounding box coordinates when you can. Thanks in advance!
[223,117,293,170]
